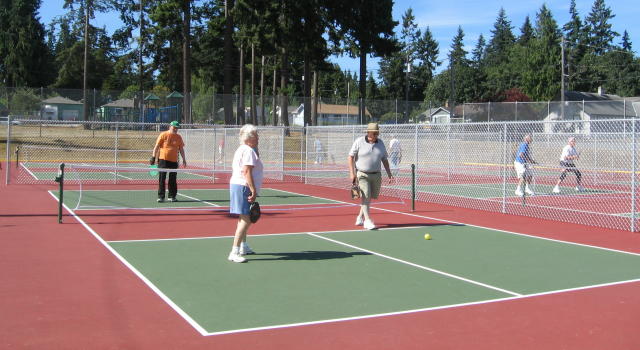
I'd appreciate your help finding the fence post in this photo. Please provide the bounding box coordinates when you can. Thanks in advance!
[114,122,119,184]
[502,122,507,213]
[283,126,287,181]
[395,99,397,124]
[5,115,11,185]
[446,124,451,180]
[414,124,418,181]
[632,118,637,232]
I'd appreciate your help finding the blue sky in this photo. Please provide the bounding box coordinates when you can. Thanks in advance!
[38,0,639,78]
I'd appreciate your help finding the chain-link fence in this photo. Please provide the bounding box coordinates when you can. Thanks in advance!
[5,120,305,185]
[306,119,640,232]
[5,117,640,232]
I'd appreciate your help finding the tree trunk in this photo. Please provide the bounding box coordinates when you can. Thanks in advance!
[359,51,367,124]
[182,0,191,124]
[82,2,89,122]
[303,57,311,126]
[312,70,318,126]
[138,0,144,116]
[280,47,290,132]
[238,43,245,125]
[223,0,234,125]
[260,55,265,126]
[272,65,277,126]
[251,43,256,124]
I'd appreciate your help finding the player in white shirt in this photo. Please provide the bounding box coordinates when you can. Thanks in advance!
[552,137,583,193]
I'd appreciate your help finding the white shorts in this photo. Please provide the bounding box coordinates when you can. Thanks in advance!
[514,161,532,178]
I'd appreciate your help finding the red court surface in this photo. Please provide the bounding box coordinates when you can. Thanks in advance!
[2,164,640,349]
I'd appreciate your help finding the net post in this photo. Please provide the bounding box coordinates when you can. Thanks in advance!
[411,163,416,212]
[55,163,65,223]
[15,146,19,168]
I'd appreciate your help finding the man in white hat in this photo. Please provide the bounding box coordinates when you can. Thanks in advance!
[348,122,393,230]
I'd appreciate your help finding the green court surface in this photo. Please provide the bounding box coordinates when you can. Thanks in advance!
[392,183,615,199]
[29,168,211,181]
[108,226,640,335]
[53,188,340,209]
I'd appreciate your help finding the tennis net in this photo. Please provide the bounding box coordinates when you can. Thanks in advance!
[55,163,352,212]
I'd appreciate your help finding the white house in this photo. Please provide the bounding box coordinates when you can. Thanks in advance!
[292,103,371,126]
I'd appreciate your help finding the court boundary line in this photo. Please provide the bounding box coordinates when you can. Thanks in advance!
[176,192,222,207]
[306,233,521,296]
[105,226,640,337]
[48,188,640,337]
[371,205,640,257]
[393,183,634,219]
[46,191,209,336]
[19,162,39,180]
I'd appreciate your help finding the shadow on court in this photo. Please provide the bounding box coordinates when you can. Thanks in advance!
[248,250,371,261]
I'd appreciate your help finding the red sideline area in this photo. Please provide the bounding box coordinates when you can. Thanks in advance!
[1,165,640,349]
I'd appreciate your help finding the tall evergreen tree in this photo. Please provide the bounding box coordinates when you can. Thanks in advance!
[471,34,486,66]
[518,16,533,45]
[413,26,440,101]
[378,8,422,101]
[620,30,632,52]
[485,8,515,66]
[584,0,618,54]
[562,0,586,91]
[521,4,561,101]
[332,0,397,122]
[483,8,516,98]
[1,0,52,87]
[470,34,487,100]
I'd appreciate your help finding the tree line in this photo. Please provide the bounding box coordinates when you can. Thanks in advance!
[0,0,638,125]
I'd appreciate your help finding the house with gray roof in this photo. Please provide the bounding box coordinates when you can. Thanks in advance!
[544,89,640,133]
[40,96,83,120]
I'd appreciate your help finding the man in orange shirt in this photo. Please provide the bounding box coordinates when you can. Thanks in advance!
[152,121,187,202]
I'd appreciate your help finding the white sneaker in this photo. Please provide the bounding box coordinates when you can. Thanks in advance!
[552,186,560,194]
[228,252,247,263]
[363,219,376,230]
[576,186,584,192]
[515,189,524,197]
[157,198,164,203]
[239,245,255,255]
[525,188,534,196]
[355,215,364,226]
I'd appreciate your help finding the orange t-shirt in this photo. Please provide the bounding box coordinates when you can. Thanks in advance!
[155,131,184,162]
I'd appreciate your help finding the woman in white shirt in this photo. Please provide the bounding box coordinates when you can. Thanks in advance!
[553,137,583,193]
[228,124,264,263]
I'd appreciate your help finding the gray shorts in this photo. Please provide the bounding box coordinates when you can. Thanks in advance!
[357,171,382,199]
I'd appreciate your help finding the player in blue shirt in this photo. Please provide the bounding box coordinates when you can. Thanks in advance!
[514,134,537,196]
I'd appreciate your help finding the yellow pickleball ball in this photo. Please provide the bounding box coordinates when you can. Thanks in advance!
[424,233,431,240]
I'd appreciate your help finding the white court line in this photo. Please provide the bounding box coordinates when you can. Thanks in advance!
[201,277,640,337]
[176,192,221,207]
[370,205,640,257]
[47,191,209,336]
[307,232,521,296]
[20,162,39,180]
[50,187,640,336]
[111,172,134,180]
